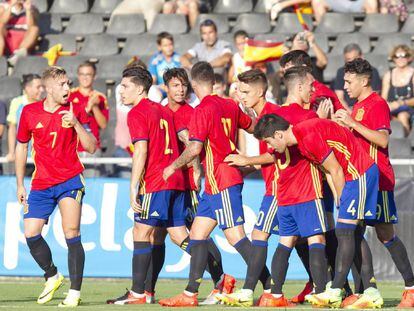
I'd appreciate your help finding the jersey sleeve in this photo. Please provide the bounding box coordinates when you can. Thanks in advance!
[299,133,333,165]
[188,106,209,142]
[127,110,149,142]
[16,106,31,143]
[366,100,391,132]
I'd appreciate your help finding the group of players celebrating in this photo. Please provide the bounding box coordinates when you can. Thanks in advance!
[15,49,414,309]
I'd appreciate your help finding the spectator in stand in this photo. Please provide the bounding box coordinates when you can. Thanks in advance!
[311,0,378,23]
[181,19,232,74]
[213,72,227,97]
[289,30,328,82]
[382,45,414,136]
[0,0,39,65]
[228,30,251,83]
[6,73,42,161]
[68,62,109,157]
[110,0,165,30]
[149,32,181,87]
[163,0,200,28]
[0,99,6,143]
[265,0,312,20]
[333,43,381,109]
[380,0,408,22]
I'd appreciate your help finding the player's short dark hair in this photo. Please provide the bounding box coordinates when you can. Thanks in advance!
[191,61,215,84]
[344,58,372,81]
[214,73,225,85]
[254,114,291,140]
[283,65,312,90]
[238,69,268,94]
[279,50,312,69]
[122,66,152,93]
[125,57,147,70]
[343,43,362,55]
[77,61,96,74]
[200,19,217,32]
[163,67,189,87]
[157,31,174,45]
[42,66,67,81]
[234,30,248,41]
[21,73,41,89]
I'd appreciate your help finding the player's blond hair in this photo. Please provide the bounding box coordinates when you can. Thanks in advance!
[42,66,67,81]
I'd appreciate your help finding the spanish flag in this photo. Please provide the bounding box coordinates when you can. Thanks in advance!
[294,4,310,31]
[243,38,284,66]
[42,44,76,66]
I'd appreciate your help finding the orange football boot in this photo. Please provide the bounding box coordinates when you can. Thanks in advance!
[398,289,414,308]
[158,292,198,307]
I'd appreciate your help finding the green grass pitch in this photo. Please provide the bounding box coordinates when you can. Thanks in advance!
[0,278,404,310]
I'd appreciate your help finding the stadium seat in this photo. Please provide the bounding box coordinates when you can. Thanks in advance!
[65,14,105,35]
[393,164,414,178]
[80,34,119,56]
[373,34,412,55]
[254,33,290,42]
[32,0,48,13]
[389,138,412,158]
[359,14,399,35]
[232,13,271,35]
[401,14,414,34]
[0,57,7,77]
[106,14,146,37]
[364,53,389,78]
[331,33,371,55]
[253,0,267,13]
[38,13,63,35]
[175,34,199,54]
[96,55,131,81]
[56,56,90,80]
[315,13,355,34]
[273,13,313,35]
[391,120,406,139]
[309,33,329,57]
[214,0,253,14]
[121,34,158,56]
[38,34,77,53]
[50,0,89,15]
[323,54,343,83]
[191,14,230,34]
[90,0,122,16]
[149,14,188,35]
[12,56,49,77]
[0,77,22,103]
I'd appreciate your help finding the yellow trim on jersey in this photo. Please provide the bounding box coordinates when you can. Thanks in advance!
[31,134,37,182]
[370,143,378,163]
[327,140,360,179]
[139,168,146,195]
[310,164,323,198]
[205,139,219,194]
[315,199,326,232]
[272,164,279,196]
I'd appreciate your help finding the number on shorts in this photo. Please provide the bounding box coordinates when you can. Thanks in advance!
[256,211,265,227]
[160,119,173,154]
[347,199,356,217]
[215,209,225,226]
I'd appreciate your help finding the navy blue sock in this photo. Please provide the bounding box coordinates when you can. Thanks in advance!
[384,236,414,287]
[271,243,293,294]
[244,240,268,291]
[131,241,152,294]
[309,243,327,294]
[26,234,57,280]
[145,244,166,293]
[66,236,85,291]
[185,239,209,293]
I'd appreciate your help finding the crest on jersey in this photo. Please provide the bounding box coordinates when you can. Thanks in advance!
[72,97,79,104]
[62,119,72,128]
[355,108,365,121]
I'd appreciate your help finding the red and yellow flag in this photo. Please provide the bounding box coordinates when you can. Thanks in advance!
[243,38,284,66]
[294,4,310,31]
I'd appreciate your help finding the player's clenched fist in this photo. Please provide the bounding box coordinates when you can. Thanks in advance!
[130,190,142,213]
[59,102,78,127]
[17,185,27,205]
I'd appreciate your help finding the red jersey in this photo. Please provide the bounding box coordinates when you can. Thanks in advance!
[166,102,197,191]
[310,80,343,112]
[188,95,252,194]
[351,92,395,191]
[68,88,109,150]
[258,102,280,196]
[274,104,323,205]
[127,98,185,194]
[293,118,375,181]
[16,100,89,190]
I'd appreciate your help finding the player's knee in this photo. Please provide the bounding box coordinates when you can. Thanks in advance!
[375,224,394,243]
[225,226,246,246]
[63,227,80,240]
[251,228,269,241]
[308,234,325,245]
[133,225,153,241]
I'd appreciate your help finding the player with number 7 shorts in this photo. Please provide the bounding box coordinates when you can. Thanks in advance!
[159,62,272,307]
[254,115,381,309]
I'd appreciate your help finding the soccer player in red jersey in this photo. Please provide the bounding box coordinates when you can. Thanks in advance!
[222,67,328,307]
[15,66,97,307]
[159,62,271,307]
[68,62,109,155]
[254,114,382,308]
[106,66,187,305]
[335,58,414,308]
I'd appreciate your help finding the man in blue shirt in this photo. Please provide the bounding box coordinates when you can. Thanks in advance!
[149,32,181,86]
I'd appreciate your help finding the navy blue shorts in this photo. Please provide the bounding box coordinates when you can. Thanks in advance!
[278,199,327,238]
[254,195,279,235]
[322,180,335,214]
[338,164,379,221]
[25,174,85,222]
[196,184,244,230]
[184,190,200,227]
[135,190,185,228]
[365,191,398,226]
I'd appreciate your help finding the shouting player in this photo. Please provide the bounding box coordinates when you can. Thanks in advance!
[107,66,186,305]
[335,58,414,308]
[159,62,271,307]
[15,66,97,307]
